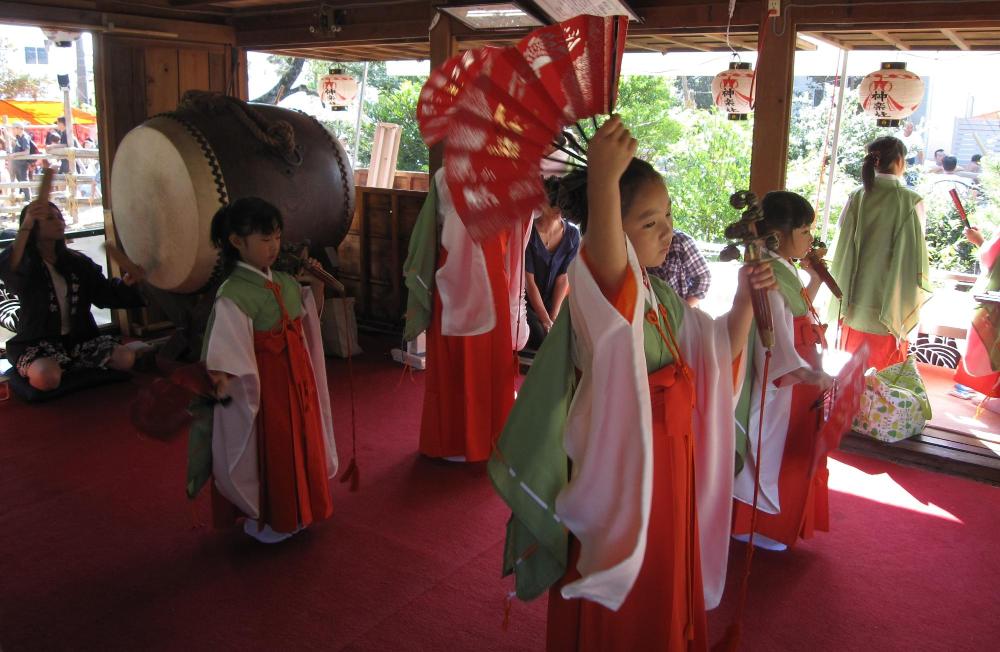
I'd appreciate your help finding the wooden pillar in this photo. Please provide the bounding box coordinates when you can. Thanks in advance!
[749,3,797,195]
[428,6,457,174]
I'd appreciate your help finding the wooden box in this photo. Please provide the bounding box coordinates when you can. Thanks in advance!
[338,185,428,331]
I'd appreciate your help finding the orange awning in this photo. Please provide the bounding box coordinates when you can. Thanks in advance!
[0,99,96,125]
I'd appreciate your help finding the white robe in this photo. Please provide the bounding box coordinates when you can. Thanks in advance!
[733,257,815,514]
[556,240,739,611]
[433,168,530,350]
[204,270,337,521]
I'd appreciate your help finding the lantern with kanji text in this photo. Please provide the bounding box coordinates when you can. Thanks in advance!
[320,68,359,111]
[712,61,754,120]
[858,62,924,128]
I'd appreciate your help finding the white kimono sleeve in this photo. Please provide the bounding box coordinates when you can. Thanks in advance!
[733,284,815,515]
[205,292,337,521]
[558,242,652,611]
[435,168,495,337]
[556,241,737,611]
[675,302,737,611]
[300,291,339,476]
[205,296,262,520]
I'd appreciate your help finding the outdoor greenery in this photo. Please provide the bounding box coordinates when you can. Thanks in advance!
[253,56,998,268]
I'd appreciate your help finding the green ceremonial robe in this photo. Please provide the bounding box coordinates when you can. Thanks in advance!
[827,175,931,339]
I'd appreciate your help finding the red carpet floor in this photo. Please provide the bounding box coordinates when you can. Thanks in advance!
[1,337,998,651]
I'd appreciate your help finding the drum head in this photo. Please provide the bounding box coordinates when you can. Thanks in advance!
[111,117,225,293]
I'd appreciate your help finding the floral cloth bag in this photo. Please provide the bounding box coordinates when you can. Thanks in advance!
[852,356,932,443]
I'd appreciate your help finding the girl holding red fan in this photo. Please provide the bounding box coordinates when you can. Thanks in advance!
[490,117,775,651]
[403,168,530,462]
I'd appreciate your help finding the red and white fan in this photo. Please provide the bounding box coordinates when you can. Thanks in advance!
[418,14,629,242]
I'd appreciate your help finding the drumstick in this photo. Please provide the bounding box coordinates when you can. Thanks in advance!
[949,188,972,229]
[102,242,144,281]
[36,161,54,205]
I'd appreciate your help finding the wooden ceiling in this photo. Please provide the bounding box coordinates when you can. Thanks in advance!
[7,1,1000,62]
[803,27,1000,51]
[267,31,820,63]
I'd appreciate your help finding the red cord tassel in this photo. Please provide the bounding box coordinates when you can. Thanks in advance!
[714,349,773,652]
[502,591,515,631]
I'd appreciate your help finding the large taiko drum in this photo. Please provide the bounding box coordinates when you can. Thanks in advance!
[111,93,354,293]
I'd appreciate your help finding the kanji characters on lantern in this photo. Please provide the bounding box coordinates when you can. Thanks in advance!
[859,62,925,127]
[712,61,755,120]
[319,68,359,111]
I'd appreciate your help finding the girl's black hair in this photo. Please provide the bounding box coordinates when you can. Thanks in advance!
[542,176,561,208]
[210,197,284,275]
[760,191,815,245]
[861,136,907,192]
[554,158,663,234]
[18,201,67,255]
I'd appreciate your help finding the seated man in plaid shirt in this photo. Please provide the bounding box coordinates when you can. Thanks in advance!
[647,228,712,308]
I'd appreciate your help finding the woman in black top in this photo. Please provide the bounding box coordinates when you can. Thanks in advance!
[524,179,580,350]
[0,201,145,391]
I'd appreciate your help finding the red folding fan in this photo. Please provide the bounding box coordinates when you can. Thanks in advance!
[419,14,629,242]
[814,344,869,470]
[417,47,499,147]
[131,362,229,440]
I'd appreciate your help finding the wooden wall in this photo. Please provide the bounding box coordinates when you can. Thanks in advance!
[95,37,244,207]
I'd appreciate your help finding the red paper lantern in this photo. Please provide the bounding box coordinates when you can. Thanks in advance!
[858,62,924,127]
[712,61,754,120]
[320,68,359,111]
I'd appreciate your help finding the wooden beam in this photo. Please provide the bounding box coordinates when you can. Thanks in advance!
[701,32,757,51]
[0,1,234,44]
[941,28,972,50]
[651,35,714,52]
[795,1,1000,29]
[749,1,796,196]
[428,7,456,174]
[627,40,668,54]
[794,36,817,51]
[799,31,852,50]
[872,30,911,50]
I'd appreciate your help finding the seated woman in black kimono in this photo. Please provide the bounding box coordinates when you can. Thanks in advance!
[0,201,145,391]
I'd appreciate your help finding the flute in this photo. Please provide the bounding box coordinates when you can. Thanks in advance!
[291,253,346,297]
[804,243,842,300]
[949,188,972,229]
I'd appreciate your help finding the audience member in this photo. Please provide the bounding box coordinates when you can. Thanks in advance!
[524,177,580,349]
[9,123,36,201]
[646,228,711,307]
[0,201,145,392]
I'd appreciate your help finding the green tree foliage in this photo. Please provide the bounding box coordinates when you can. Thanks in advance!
[923,190,978,274]
[661,110,753,242]
[359,79,427,172]
[614,75,681,161]
[615,74,752,242]
[785,78,892,243]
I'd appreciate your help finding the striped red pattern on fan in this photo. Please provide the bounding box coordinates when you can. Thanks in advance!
[417,47,498,147]
[417,14,629,242]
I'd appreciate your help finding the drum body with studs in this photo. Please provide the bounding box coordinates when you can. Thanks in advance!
[111,100,354,293]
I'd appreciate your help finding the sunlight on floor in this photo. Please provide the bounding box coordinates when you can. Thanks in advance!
[828,458,963,523]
